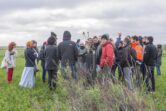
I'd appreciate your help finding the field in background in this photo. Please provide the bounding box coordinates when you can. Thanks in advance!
[0,49,166,111]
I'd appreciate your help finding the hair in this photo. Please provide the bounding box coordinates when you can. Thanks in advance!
[26,41,33,48]
[124,37,131,45]
[101,34,109,40]
[8,42,16,51]
[93,36,98,39]
[131,35,138,41]
[147,36,154,43]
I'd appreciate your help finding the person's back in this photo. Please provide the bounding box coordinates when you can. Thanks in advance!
[45,45,59,70]
[58,31,78,65]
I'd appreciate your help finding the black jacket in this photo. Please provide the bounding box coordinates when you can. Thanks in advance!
[25,48,37,67]
[58,31,78,65]
[45,45,59,70]
[143,43,157,66]
[120,45,136,67]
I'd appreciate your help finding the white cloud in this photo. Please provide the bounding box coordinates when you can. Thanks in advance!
[0,0,166,46]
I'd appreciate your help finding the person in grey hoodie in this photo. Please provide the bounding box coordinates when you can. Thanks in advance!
[58,31,78,80]
[45,34,59,90]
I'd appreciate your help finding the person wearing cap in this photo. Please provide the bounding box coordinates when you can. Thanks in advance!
[99,34,115,84]
[58,31,78,80]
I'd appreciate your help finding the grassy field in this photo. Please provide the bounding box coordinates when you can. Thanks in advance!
[0,49,166,111]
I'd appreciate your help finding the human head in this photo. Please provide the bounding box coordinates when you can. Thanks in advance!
[101,34,109,45]
[26,41,33,48]
[93,36,98,44]
[8,42,16,51]
[63,31,71,41]
[147,36,154,44]
[123,37,131,46]
[157,44,162,49]
[47,35,57,45]
[131,35,138,43]
[32,40,37,48]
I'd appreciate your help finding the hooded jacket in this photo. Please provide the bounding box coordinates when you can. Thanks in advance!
[100,41,115,68]
[58,31,78,65]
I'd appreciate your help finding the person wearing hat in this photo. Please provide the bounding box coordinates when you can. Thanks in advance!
[99,34,115,84]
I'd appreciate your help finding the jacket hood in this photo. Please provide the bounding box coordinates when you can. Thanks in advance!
[63,31,71,41]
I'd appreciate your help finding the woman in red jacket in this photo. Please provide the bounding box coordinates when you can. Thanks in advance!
[99,34,115,84]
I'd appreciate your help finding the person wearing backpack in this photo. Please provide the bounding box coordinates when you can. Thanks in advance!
[120,37,136,90]
[3,42,17,84]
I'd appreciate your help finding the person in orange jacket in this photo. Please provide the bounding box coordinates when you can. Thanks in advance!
[130,36,144,87]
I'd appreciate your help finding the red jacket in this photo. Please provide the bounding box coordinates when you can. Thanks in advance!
[100,41,115,68]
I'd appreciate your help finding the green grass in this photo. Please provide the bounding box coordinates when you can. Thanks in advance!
[0,49,166,111]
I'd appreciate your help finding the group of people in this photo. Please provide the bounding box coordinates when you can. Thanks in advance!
[1,31,163,92]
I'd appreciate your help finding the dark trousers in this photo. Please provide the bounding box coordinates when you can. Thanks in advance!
[41,63,47,82]
[47,70,57,89]
[145,66,155,92]
[111,63,123,80]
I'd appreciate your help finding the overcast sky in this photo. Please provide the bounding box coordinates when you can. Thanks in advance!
[0,0,166,46]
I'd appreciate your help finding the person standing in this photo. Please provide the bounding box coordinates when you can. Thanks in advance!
[58,31,78,80]
[143,36,157,92]
[99,34,115,84]
[45,34,59,90]
[4,42,17,84]
[156,44,163,75]
[19,41,38,88]
[130,36,144,87]
[39,41,47,83]
[120,37,136,90]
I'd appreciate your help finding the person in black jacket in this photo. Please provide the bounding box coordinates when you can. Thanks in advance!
[120,37,136,90]
[156,44,163,75]
[45,34,59,90]
[39,41,47,83]
[58,31,78,80]
[143,36,157,92]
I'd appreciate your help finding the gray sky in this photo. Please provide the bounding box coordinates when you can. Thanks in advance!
[0,0,166,46]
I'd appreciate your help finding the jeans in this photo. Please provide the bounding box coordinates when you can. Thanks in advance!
[41,63,47,82]
[61,63,77,80]
[123,67,133,90]
[145,66,155,92]
[156,65,161,75]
